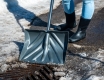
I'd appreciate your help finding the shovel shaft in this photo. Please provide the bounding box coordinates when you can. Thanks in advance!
[47,0,54,31]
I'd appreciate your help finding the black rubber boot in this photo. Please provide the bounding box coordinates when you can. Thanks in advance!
[69,17,91,43]
[55,12,76,31]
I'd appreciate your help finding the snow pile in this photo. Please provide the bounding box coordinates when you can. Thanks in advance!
[0,0,61,15]
[86,75,104,80]
[0,0,61,72]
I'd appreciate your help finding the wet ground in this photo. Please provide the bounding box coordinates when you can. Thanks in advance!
[0,0,104,79]
[30,1,104,79]
[30,1,104,53]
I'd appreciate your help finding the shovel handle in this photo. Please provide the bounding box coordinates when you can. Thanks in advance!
[47,0,54,31]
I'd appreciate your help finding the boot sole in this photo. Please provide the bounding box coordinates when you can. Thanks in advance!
[68,36,86,43]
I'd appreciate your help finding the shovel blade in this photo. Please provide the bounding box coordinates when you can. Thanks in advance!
[19,30,68,64]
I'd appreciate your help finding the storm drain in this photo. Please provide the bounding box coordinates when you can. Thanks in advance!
[0,64,59,80]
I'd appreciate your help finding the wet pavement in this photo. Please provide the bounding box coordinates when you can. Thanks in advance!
[30,1,104,79]
[0,0,104,79]
[30,1,104,53]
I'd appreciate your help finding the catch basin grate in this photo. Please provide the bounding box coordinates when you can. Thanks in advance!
[0,64,59,80]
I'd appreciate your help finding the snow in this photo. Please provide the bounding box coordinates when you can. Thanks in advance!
[59,75,104,80]
[0,0,104,80]
[86,75,104,80]
[0,0,61,72]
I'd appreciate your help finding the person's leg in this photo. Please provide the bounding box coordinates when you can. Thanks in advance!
[55,0,76,31]
[69,0,94,42]
[82,0,94,19]
[62,0,74,14]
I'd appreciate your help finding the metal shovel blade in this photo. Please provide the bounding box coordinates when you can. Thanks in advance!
[19,29,68,64]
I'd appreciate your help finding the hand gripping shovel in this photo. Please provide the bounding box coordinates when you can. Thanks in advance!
[19,0,69,64]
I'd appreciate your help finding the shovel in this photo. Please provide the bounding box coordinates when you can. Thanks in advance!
[19,0,69,64]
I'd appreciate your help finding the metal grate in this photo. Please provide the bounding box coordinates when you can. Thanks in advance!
[0,64,59,80]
